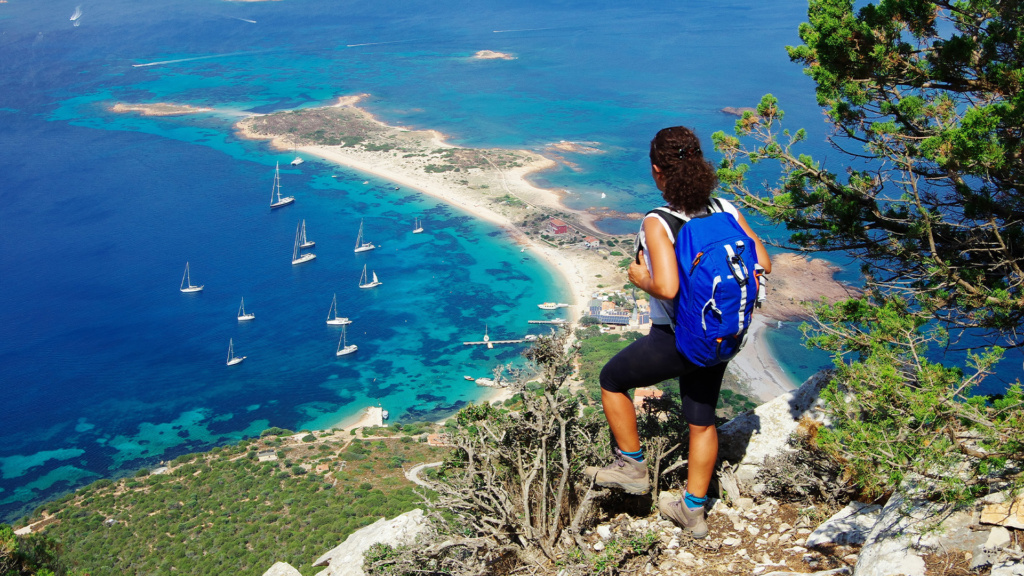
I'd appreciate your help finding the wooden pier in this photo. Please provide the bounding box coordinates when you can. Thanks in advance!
[528,320,569,325]
[463,339,525,348]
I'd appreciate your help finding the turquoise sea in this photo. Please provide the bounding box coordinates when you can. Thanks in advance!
[0,0,836,521]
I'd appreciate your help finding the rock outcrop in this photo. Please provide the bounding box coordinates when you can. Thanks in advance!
[311,509,430,576]
[717,370,831,484]
[262,561,303,576]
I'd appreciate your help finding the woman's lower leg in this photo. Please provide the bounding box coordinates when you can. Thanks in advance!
[601,388,641,453]
[686,423,718,497]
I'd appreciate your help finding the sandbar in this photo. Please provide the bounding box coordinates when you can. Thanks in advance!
[473,50,516,60]
[110,102,214,116]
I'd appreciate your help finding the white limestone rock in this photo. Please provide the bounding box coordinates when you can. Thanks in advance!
[313,509,430,576]
[853,488,983,576]
[263,562,303,576]
[991,559,1024,576]
[805,502,882,548]
[717,372,830,483]
[987,527,1012,549]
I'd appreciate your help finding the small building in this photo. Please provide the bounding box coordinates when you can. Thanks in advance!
[257,449,278,462]
[633,388,665,411]
[593,308,631,325]
[315,463,331,473]
[584,236,599,249]
[547,218,569,235]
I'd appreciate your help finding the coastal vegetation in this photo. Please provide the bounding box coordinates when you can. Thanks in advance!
[243,107,529,174]
[714,0,1024,502]
[4,428,446,575]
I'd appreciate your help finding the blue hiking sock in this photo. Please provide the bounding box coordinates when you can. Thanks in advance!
[684,490,707,510]
[620,448,644,463]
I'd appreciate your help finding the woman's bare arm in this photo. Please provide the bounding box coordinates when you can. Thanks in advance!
[734,211,772,274]
[628,218,679,299]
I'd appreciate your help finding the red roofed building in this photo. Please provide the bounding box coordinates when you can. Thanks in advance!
[548,218,569,235]
[633,388,664,411]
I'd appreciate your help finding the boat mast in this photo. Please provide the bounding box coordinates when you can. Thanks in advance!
[271,162,281,204]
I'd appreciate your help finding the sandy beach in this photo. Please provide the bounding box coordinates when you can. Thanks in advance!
[728,316,798,402]
[235,95,617,318]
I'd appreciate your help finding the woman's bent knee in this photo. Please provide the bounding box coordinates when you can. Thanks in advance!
[599,362,626,394]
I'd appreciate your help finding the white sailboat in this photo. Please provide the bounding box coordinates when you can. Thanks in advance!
[326,293,351,326]
[180,262,203,293]
[335,325,357,356]
[237,297,255,321]
[291,222,316,265]
[226,338,246,366]
[353,219,375,253]
[269,162,295,209]
[299,219,315,248]
[412,217,424,234]
[290,156,304,166]
[358,264,381,288]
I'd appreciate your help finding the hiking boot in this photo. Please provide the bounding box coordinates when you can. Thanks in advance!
[659,497,708,539]
[584,449,649,495]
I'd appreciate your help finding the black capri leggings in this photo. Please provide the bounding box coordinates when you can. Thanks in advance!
[599,323,726,426]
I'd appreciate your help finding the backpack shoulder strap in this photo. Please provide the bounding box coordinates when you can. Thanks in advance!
[635,207,683,264]
[648,207,686,240]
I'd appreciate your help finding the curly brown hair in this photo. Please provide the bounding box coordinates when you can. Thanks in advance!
[649,126,718,214]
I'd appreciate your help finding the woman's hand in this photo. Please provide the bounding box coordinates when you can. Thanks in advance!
[628,250,651,290]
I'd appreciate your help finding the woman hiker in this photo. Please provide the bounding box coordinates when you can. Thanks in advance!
[584,126,771,538]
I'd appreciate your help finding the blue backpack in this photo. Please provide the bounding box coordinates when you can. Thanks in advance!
[648,203,761,367]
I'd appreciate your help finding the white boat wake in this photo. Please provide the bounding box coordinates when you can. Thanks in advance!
[346,39,421,48]
[132,51,256,68]
[492,27,557,33]
[70,5,82,21]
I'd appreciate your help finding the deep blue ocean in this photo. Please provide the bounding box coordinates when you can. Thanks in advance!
[0,0,841,521]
